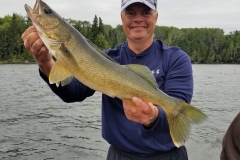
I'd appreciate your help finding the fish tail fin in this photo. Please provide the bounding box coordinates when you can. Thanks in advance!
[168,100,207,147]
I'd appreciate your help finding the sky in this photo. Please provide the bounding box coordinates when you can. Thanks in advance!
[0,0,239,34]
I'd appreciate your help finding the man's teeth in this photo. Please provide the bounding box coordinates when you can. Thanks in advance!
[132,26,144,28]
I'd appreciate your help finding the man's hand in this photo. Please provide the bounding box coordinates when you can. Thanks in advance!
[123,97,159,128]
[21,26,54,77]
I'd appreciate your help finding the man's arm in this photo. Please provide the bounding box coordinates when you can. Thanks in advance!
[163,49,193,103]
[22,26,95,102]
[21,26,54,77]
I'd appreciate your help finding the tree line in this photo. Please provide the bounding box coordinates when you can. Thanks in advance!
[0,13,239,64]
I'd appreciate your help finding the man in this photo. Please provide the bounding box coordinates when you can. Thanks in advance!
[220,112,240,160]
[21,0,193,159]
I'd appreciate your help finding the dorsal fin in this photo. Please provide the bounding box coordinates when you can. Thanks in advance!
[125,64,158,88]
[85,38,118,64]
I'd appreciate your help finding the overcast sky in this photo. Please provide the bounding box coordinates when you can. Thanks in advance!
[0,0,239,34]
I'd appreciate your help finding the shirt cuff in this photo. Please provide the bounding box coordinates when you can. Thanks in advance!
[39,69,50,83]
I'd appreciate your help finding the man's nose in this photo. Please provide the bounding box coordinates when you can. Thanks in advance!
[133,13,144,23]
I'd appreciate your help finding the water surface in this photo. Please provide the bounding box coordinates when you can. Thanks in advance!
[0,64,239,160]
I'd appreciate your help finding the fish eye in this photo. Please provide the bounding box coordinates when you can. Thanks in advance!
[44,8,52,14]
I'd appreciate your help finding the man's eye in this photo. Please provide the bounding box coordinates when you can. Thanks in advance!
[142,11,150,15]
[126,11,134,16]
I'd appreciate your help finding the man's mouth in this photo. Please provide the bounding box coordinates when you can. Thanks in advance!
[130,26,147,29]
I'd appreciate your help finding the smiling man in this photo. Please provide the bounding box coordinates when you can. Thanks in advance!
[21,0,193,159]
[121,1,158,51]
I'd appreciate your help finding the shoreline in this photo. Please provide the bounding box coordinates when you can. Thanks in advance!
[0,61,239,65]
[0,61,36,64]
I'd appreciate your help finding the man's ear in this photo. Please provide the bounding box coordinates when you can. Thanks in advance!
[155,12,158,23]
[121,11,124,21]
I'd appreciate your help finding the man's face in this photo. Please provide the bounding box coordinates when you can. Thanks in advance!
[121,3,158,41]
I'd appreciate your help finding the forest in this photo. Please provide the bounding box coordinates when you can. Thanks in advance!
[0,13,240,64]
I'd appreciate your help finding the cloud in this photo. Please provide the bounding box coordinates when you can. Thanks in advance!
[0,0,239,34]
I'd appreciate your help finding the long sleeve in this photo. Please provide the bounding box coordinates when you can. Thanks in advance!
[163,47,193,103]
[39,70,95,102]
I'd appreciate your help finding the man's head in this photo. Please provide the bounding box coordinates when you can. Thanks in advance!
[121,0,157,12]
[121,0,158,42]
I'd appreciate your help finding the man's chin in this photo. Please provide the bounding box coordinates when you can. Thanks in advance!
[131,36,144,40]
[133,38,143,41]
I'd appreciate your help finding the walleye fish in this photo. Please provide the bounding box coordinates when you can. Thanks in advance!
[24,0,207,147]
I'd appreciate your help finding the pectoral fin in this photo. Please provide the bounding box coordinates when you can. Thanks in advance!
[49,61,73,87]
[125,64,158,88]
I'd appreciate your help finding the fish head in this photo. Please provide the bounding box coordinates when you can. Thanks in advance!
[24,0,71,46]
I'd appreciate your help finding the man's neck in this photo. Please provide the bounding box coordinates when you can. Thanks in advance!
[127,38,154,54]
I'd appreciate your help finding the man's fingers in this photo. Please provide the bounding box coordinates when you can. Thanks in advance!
[132,97,152,114]
[123,98,158,125]
[123,102,138,115]
[30,38,46,55]
[21,26,37,40]
[123,101,142,122]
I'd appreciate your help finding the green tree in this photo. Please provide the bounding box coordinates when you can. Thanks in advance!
[95,33,110,49]
[98,17,104,35]
[0,12,240,63]
[81,20,91,38]
[90,15,98,43]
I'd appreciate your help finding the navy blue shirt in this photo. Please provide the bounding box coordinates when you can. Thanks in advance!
[40,40,193,154]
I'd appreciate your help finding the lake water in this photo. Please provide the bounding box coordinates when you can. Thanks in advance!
[0,64,239,160]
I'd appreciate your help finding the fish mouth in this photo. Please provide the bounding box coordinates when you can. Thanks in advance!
[24,0,64,45]
[24,0,46,36]
[24,0,42,22]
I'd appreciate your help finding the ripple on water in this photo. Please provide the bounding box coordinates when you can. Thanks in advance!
[1,64,240,160]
